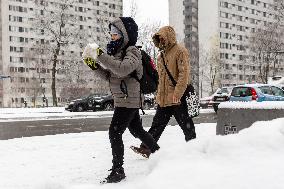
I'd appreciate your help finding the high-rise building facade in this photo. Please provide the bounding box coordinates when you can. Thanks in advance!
[199,0,284,93]
[218,0,283,87]
[0,0,123,108]
[169,0,200,93]
[171,0,284,96]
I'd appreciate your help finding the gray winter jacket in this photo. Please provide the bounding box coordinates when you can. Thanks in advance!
[95,18,143,108]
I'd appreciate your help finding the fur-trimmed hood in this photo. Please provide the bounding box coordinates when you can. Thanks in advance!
[152,26,177,51]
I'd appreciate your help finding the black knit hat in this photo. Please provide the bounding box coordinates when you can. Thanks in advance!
[119,17,138,46]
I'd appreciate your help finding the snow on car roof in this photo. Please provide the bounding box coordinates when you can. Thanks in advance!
[234,83,278,88]
[219,101,284,109]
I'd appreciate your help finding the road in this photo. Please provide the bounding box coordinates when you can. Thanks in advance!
[0,112,217,140]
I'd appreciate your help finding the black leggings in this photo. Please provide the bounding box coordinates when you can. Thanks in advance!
[109,107,159,168]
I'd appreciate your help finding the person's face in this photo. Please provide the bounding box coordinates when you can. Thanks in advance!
[158,36,166,49]
[110,33,121,41]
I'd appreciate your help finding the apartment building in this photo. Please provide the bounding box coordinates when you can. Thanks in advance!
[198,0,283,91]
[169,0,200,93]
[0,0,123,108]
[218,0,283,87]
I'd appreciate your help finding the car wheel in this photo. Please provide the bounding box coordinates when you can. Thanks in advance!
[77,105,84,112]
[143,102,151,110]
[104,102,113,111]
[213,104,218,113]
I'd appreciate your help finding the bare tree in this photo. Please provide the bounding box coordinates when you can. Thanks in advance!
[244,0,284,83]
[59,52,94,101]
[199,46,210,97]
[248,22,284,83]
[124,0,160,62]
[274,0,284,23]
[24,43,50,107]
[31,0,85,106]
[199,35,222,96]
[129,0,138,19]
[138,22,161,62]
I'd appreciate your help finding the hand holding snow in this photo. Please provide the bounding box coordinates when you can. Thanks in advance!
[82,43,100,60]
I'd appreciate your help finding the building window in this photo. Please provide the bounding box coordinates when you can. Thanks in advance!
[238,6,242,11]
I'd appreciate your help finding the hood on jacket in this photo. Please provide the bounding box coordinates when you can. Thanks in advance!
[109,17,138,50]
[152,26,177,51]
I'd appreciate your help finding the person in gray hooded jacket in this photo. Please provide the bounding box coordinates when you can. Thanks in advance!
[82,17,159,184]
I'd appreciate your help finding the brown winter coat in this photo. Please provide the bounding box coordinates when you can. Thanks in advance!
[153,26,190,107]
[95,18,143,108]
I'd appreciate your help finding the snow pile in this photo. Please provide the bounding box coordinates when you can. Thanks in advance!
[0,119,284,189]
[219,101,284,109]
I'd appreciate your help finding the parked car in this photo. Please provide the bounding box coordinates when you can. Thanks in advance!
[199,95,214,109]
[92,94,154,111]
[92,94,114,111]
[65,93,114,112]
[65,93,155,112]
[229,84,284,102]
[143,94,155,110]
[212,87,233,112]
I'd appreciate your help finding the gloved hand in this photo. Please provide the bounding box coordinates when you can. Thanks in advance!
[82,43,104,70]
[82,43,100,60]
[84,57,99,70]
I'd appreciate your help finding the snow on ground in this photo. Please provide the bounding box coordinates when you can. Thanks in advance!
[0,107,214,121]
[0,118,284,189]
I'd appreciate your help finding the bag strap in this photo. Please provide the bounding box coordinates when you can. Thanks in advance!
[161,52,177,87]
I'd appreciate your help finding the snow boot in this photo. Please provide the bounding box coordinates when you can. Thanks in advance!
[100,167,126,184]
[130,145,151,158]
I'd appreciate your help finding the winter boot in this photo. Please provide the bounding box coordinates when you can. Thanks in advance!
[100,167,126,184]
[130,145,151,158]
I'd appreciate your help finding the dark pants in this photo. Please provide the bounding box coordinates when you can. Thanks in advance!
[109,107,159,169]
[148,100,195,142]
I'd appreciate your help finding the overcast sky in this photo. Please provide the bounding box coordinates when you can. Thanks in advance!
[123,0,169,27]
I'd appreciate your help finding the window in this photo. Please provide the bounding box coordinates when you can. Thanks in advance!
[270,87,284,96]
[225,64,229,69]
[225,53,229,59]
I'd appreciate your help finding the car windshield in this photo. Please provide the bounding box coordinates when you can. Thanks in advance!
[91,93,108,98]
[216,87,232,94]
[80,93,106,99]
[220,88,229,93]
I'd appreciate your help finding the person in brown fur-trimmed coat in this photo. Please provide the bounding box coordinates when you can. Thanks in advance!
[131,26,196,158]
[82,17,160,184]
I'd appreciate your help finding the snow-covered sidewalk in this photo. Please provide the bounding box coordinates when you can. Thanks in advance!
[0,107,214,121]
[0,118,284,189]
